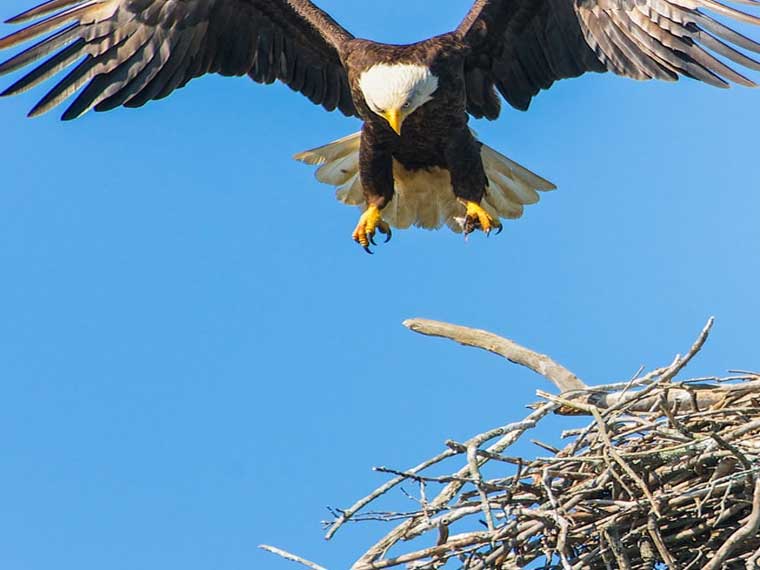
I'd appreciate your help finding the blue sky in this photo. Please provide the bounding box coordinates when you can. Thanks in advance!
[0,1,759,569]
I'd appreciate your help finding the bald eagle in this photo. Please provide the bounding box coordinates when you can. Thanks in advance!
[1,1,759,252]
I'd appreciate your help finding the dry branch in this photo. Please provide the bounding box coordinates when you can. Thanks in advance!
[402,318,586,392]
[258,545,328,570]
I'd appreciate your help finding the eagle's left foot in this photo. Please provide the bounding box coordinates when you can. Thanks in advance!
[352,204,392,254]
[463,200,502,236]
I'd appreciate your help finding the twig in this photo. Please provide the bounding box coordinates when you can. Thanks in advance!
[665,317,715,382]
[372,466,473,485]
[604,528,631,570]
[352,531,493,570]
[467,443,494,531]
[702,477,760,570]
[746,545,760,570]
[324,448,457,540]
[591,408,660,516]
[353,402,556,566]
[647,513,678,569]
[259,545,328,570]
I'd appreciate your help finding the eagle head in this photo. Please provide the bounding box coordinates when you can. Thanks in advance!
[358,64,439,135]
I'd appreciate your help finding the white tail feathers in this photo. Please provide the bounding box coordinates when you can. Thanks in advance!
[293,131,556,233]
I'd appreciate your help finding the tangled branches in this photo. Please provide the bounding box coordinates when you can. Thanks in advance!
[263,318,760,570]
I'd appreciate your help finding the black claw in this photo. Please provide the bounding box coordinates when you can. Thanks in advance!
[369,234,377,246]
[494,224,503,235]
[378,226,392,243]
[363,245,373,255]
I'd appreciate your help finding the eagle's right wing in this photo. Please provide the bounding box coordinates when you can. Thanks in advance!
[0,0,358,119]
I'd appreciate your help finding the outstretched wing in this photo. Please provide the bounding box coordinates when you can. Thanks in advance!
[0,0,358,119]
[457,0,760,118]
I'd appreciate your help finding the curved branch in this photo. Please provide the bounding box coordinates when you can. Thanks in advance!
[402,318,586,392]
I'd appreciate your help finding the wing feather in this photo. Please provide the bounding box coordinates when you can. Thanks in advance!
[6,0,87,24]
[698,29,760,69]
[92,28,172,110]
[0,0,358,119]
[0,23,79,74]
[1,37,84,96]
[62,27,158,118]
[458,0,760,115]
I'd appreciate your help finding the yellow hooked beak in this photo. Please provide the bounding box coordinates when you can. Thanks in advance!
[383,108,403,135]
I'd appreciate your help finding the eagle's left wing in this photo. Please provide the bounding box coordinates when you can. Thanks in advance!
[457,0,760,119]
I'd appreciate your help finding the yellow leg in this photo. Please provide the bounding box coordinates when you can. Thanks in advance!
[462,200,502,236]
[352,205,392,254]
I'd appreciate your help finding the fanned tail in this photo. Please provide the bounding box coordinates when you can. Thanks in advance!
[294,131,556,233]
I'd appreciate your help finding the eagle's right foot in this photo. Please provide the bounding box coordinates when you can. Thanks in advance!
[462,200,502,236]
[352,205,392,254]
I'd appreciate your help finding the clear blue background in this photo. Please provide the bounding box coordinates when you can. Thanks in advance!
[0,2,758,569]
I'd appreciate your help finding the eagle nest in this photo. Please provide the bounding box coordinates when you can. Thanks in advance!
[262,318,760,570]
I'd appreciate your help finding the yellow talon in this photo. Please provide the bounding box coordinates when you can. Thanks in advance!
[352,204,392,253]
[462,200,502,236]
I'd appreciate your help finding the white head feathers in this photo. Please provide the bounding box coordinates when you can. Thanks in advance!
[359,64,439,119]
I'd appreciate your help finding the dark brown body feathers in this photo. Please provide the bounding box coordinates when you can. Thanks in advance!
[341,35,486,208]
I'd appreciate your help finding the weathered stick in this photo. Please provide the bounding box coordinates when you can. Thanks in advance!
[578,380,760,414]
[402,318,586,392]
